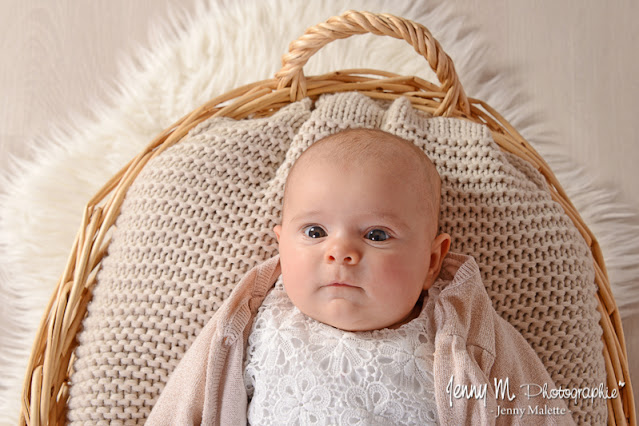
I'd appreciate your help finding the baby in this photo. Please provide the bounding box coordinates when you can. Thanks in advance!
[147,129,573,425]
[244,128,451,424]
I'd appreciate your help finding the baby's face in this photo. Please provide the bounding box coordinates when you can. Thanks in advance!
[274,151,444,331]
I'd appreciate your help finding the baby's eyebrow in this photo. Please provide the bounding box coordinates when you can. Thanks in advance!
[368,212,410,231]
[289,209,410,231]
[289,210,323,224]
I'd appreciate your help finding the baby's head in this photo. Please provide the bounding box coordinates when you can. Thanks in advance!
[274,128,451,331]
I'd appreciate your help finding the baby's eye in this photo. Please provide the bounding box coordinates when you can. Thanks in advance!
[304,226,327,239]
[366,229,389,241]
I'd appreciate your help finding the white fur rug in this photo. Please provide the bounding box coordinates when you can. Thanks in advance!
[2,0,638,423]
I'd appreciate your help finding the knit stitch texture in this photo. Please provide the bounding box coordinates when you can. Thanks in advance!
[67,92,606,424]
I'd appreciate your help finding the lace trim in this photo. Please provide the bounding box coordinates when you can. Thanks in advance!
[245,279,439,425]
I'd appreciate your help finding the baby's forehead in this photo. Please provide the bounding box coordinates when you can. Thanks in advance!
[284,130,442,220]
[302,130,409,161]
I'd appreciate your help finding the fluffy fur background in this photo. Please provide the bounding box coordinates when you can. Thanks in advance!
[1,0,638,423]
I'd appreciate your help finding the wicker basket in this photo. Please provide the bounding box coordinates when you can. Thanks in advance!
[19,10,635,425]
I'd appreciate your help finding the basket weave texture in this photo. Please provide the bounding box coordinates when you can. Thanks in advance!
[19,10,635,425]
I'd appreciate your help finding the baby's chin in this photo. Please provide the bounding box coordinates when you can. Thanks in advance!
[304,309,400,332]
[300,301,421,332]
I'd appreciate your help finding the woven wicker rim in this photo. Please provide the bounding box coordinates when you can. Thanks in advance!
[19,10,635,425]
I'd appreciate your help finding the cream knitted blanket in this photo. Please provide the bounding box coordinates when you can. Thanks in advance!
[65,92,606,424]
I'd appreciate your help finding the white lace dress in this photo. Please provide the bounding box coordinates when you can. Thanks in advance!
[244,279,439,425]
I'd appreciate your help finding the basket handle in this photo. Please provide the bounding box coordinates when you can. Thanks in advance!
[275,10,470,116]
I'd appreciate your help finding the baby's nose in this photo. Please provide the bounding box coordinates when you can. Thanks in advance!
[325,239,360,265]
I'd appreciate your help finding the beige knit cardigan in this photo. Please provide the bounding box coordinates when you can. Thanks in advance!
[146,253,573,425]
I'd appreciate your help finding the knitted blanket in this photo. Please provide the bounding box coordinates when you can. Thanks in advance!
[67,92,606,424]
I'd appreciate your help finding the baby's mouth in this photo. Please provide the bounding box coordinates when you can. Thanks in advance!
[325,281,358,288]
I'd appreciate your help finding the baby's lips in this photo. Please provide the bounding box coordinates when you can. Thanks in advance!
[325,281,358,288]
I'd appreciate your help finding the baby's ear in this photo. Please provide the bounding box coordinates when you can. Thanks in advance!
[273,224,282,243]
[423,233,451,290]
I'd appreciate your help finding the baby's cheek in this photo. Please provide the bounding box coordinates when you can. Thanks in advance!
[377,253,426,294]
[282,252,314,293]
[378,253,413,279]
